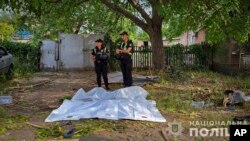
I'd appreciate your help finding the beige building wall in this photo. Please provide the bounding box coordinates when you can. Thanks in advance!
[136,28,206,47]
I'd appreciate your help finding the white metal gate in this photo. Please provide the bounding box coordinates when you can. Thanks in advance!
[40,33,103,71]
[40,40,58,71]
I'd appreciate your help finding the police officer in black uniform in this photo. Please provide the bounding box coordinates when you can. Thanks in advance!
[116,31,133,87]
[92,39,110,90]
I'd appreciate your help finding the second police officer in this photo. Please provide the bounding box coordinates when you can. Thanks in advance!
[115,31,133,87]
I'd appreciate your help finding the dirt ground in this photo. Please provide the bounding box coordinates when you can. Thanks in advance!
[0,71,249,141]
[0,71,173,141]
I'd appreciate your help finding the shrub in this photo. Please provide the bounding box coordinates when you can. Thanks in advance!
[0,40,40,77]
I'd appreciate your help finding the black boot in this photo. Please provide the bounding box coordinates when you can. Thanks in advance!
[105,85,110,90]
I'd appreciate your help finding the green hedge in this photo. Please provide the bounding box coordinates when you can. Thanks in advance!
[0,40,40,75]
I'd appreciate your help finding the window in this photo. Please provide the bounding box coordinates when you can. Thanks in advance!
[188,31,196,46]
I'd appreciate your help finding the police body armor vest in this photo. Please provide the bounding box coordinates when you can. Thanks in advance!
[116,40,133,60]
[94,47,108,62]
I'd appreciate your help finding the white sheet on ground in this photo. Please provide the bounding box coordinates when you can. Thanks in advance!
[45,86,166,122]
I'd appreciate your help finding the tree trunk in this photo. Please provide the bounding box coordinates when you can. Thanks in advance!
[100,0,165,69]
[149,5,165,70]
[149,24,165,70]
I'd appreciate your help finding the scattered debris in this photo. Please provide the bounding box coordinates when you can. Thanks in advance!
[223,90,248,108]
[60,121,72,126]
[192,88,211,101]
[63,128,76,138]
[226,105,235,111]
[231,90,246,105]
[8,80,52,92]
[244,95,250,101]
[25,122,48,129]
[233,115,250,122]
[190,101,214,108]
[223,90,250,111]
[108,71,159,86]
[0,96,12,105]
[161,128,171,141]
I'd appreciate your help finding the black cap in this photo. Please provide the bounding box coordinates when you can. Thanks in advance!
[95,39,103,42]
[120,31,128,35]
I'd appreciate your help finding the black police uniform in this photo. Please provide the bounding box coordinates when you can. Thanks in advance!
[118,40,133,87]
[92,46,109,89]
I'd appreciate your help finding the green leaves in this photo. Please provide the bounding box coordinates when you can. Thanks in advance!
[2,0,249,44]
[158,0,249,43]
[35,123,64,139]
[0,22,15,40]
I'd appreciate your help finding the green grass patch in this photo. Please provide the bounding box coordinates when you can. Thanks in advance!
[34,119,128,139]
[35,123,64,139]
[59,95,72,103]
[0,87,10,96]
[0,110,29,135]
[75,119,127,136]
[146,69,250,128]
[158,92,192,113]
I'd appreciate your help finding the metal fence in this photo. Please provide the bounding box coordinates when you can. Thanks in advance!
[132,46,211,69]
[165,46,211,69]
[242,54,250,70]
[132,46,152,69]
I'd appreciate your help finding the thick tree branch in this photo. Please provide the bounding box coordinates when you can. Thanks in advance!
[144,3,163,34]
[100,0,149,33]
[128,0,152,25]
[152,4,163,24]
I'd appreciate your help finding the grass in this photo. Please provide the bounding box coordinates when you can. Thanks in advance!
[35,123,64,139]
[0,107,29,135]
[0,71,32,96]
[158,91,192,113]
[34,119,129,139]
[59,95,72,103]
[145,69,250,132]
[33,118,161,139]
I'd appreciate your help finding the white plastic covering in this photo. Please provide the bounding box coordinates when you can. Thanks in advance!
[45,86,166,122]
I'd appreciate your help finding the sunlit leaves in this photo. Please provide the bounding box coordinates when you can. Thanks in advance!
[0,22,15,40]
[158,0,249,43]
[2,0,249,44]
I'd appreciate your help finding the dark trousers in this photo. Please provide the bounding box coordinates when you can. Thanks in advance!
[95,62,108,87]
[120,58,133,87]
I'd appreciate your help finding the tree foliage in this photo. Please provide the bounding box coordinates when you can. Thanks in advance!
[158,0,250,43]
[0,22,15,40]
[0,0,138,41]
[1,0,249,69]
[1,0,249,43]
[0,10,15,40]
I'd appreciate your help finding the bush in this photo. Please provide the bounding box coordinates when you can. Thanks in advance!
[0,40,40,77]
